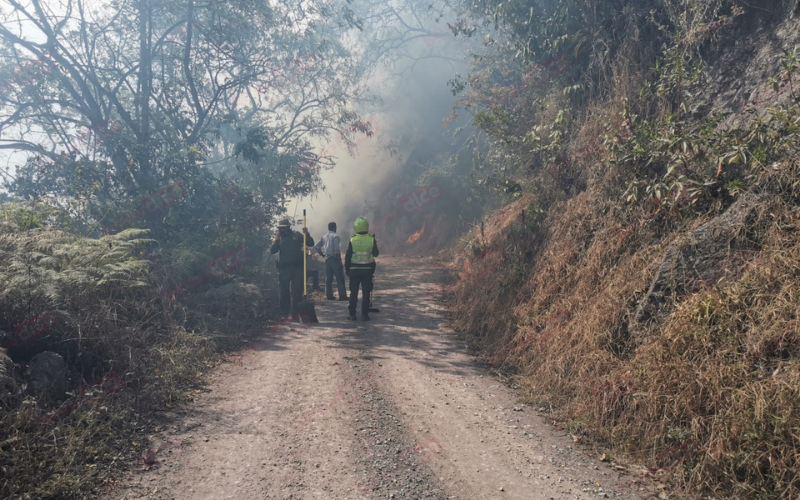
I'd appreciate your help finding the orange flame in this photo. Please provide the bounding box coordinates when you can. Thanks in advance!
[406,222,426,244]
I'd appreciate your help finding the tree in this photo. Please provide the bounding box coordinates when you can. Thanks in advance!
[0,0,371,238]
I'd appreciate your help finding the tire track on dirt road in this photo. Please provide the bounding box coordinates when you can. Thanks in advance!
[108,258,647,500]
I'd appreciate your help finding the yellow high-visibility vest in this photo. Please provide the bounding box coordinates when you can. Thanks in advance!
[350,234,375,267]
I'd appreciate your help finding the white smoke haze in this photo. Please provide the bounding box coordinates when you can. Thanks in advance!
[295,38,469,246]
[292,114,401,240]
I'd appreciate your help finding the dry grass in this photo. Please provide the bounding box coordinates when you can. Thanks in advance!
[449,161,800,499]
[0,324,218,499]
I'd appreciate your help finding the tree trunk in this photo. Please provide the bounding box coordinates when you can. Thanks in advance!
[138,0,153,189]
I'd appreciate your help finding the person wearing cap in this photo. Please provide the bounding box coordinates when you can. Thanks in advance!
[270,218,314,317]
[345,217,379,321]
[313,222,348,301]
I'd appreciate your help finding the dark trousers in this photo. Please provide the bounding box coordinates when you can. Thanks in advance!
[325,256,348,300]
[348,268,373,316]
[278,265,304,317]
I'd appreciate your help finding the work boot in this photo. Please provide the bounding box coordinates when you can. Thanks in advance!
[348,314,357,320]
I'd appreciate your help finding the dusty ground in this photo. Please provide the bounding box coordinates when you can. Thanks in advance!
[106,258,652,500]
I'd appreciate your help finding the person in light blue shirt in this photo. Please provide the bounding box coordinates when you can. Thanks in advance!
[313,222,348,300]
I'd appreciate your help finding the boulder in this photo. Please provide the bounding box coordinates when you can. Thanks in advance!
[26,351,67,400]
[633,193,766,328]
[0,347,14,407]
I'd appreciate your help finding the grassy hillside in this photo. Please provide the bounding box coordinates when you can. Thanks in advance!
[443,2,800,498]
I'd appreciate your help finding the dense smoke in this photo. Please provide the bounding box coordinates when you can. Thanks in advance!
[298,32,471,249]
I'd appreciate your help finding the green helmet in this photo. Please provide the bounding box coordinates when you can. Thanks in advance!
[277,218,292,228]
[353,217,369,233]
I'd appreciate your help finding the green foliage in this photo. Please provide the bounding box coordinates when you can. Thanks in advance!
[617,42,800,217]
[1,0,376,273]
[473,107,510,134]
[778,46,800,105]
[0,206,152,314]
[450,0,682,199]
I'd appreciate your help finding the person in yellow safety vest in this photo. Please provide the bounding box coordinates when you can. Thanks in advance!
[344,217,380,321]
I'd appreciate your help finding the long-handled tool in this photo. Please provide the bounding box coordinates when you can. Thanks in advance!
[296,209,319,324]
[368,279,380,313]
[368,233,380,313]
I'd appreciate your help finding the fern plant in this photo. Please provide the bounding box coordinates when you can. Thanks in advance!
[0,203,154,344]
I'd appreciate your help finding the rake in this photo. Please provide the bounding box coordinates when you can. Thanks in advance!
[296,209,319,324]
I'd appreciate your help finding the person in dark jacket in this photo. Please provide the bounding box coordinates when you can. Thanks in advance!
[345,217,379,321]
[270,218,314,317]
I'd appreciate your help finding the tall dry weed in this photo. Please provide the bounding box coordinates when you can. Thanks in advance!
[450,161,800,498]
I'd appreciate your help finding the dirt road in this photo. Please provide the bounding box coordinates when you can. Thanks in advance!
[108,258,647,500]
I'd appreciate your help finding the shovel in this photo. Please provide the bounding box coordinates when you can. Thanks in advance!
[295,209,319,324]
[368,283,380,313]
[368,234,380,313]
